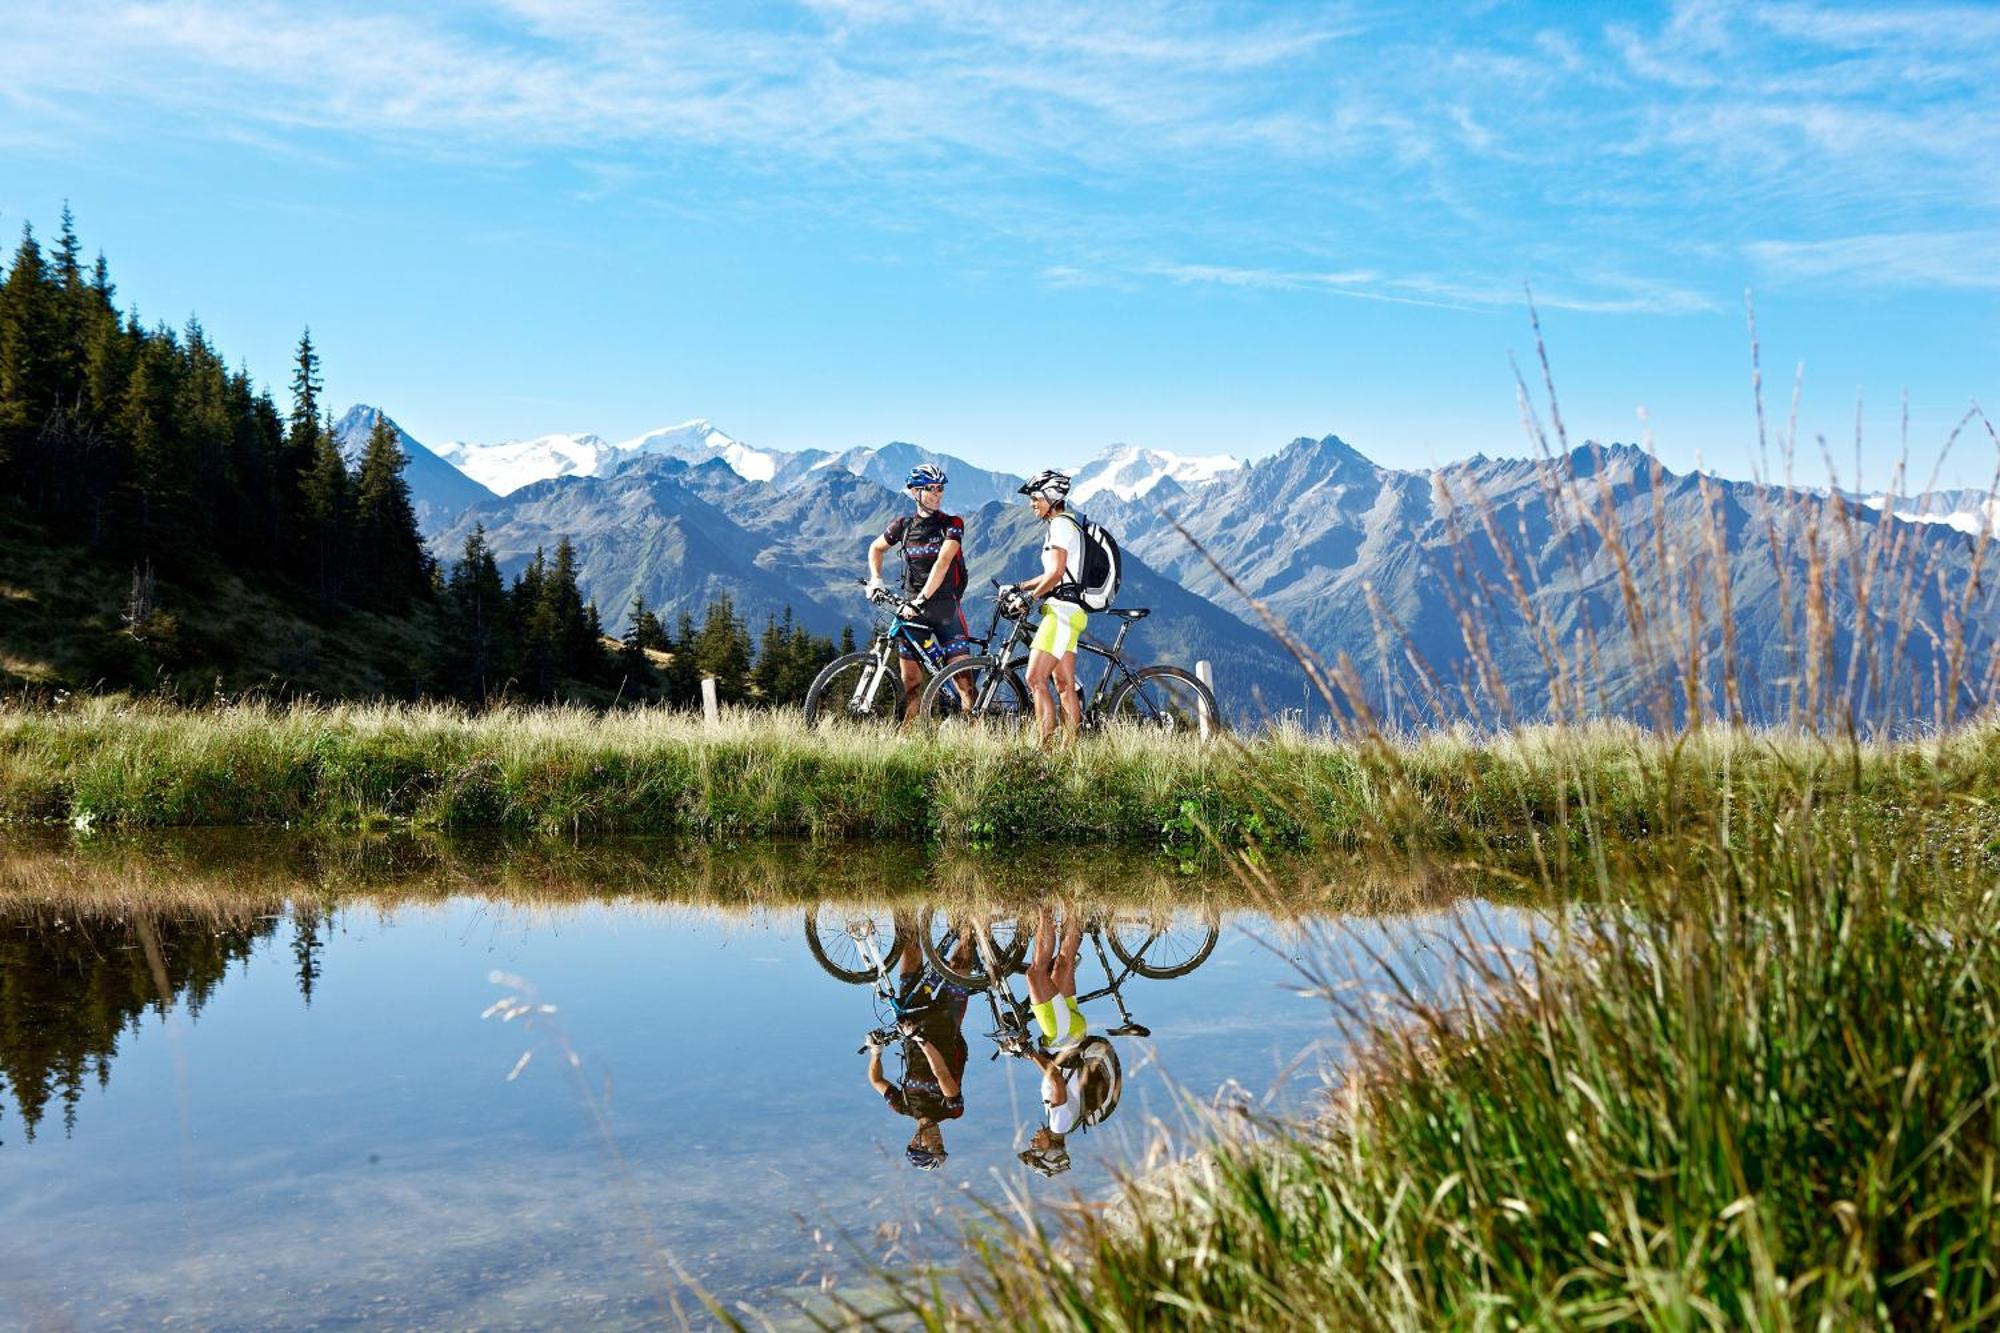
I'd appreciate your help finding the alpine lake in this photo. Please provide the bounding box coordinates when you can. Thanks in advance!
[0,832,1532,1330]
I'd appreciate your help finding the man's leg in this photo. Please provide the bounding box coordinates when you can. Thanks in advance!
[944,651,976,707]
[897,914,924,990]
[899,654,925,723]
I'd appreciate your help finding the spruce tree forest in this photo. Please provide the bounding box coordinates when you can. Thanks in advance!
[0,209,839,706]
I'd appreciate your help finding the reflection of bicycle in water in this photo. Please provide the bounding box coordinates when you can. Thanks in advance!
[917,902,1220,1177]
[803,904,977,1170]
[805,900,1220,1174]
[913,902,1221,1041]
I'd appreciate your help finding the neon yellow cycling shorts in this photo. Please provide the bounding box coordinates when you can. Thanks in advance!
[1033,601,1086,657]
[1032,996,1087,1046]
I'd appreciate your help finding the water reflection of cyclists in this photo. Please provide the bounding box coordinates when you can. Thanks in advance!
[864,923,974,1171]
[997,904,1126,1177]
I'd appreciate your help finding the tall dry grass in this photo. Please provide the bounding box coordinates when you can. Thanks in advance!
[849,306,2000,1329]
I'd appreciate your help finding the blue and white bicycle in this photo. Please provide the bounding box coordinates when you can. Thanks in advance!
[801,583,987,729]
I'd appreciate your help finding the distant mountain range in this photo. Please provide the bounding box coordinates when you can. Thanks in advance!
[332,406,496,531]
[351,403,2000,727]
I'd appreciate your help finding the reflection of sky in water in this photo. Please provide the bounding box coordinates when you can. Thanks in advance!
[0,897,1529,1329]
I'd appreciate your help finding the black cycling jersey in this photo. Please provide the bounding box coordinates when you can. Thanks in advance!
[883,1011,968,1122]
[882,511,968,598]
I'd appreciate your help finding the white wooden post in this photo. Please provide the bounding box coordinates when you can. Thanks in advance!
[1195,660,1215,733]
[701,675,719,726]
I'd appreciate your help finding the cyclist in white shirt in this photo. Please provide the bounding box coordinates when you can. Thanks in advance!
[1003,469,1086,748]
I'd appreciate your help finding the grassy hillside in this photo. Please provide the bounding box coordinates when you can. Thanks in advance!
[0,505,445,699]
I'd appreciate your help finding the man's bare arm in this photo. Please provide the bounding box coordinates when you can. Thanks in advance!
[915,1037,962,1099]
[918,538,961,601]
[867,1048,892,1096]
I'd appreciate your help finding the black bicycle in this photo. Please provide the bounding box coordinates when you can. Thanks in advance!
[802,584,984,728]
[917,582,1222,739]
[917,904,1222,1045]
[805,902,1030,990]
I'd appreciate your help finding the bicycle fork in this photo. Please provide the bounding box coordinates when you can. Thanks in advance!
[850,646,894,712]
[1088,932,1151,1038]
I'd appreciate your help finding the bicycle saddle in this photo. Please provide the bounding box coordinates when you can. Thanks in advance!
[1106,1021,1151,1038]
[1103,608,1150,621]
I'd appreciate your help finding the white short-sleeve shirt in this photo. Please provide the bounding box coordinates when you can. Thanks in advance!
[1042,513,1085,595]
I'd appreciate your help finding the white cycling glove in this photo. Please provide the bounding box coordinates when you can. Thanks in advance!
[865,576,887,598]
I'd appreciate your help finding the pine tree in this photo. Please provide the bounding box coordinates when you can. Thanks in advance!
[511,547,560,696]
[173,316,229,553]
[118,333,192,562]
[538,536,599,682]
[694,593,752,703]
[839,624,857,655]
[628,598,667,651]
[300,409,351,602]
[49,204,88,410]
[438,524,510,702]
[752,612,784,701]
[773,610,835,706]
[280,328,321,563]
[664,610,701,706]
[352,416,428,611]
[618,595,659,688]
[0,224,58,481]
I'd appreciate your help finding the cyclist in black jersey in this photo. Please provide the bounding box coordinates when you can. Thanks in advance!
[867,463,976,719]
[863,914,973,1170]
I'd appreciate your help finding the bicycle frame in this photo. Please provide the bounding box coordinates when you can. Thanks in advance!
[843,591,990,714]
[848,916,959,1047]
[993,612,1148,724]
[975,925,1153,1056]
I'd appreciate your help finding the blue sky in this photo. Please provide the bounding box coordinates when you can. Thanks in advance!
[2,0,1995,484]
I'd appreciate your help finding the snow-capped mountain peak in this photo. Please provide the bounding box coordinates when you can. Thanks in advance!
[437,431,617,496]
[1069,444,1244,504]
[613,419,784,482]
[619,419,734,458]
[1861,492,2000,537]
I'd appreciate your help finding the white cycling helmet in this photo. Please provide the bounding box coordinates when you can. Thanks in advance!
[1017,469,1070,503]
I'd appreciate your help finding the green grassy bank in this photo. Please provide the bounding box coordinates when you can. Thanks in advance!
[883,820,2000,1329]
[864,740,2000,1328]
[6,698,2000,853]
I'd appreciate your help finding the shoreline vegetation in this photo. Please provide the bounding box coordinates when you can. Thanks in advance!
[8,712,1999,1326]
[0,825,1462,917]
[4,697,2000,855]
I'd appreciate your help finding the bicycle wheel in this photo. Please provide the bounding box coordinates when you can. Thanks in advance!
[1106,665,1221,740]
[803,651,906,729]
[804,904,905,984]
[918,905,1030,990]
[919,655,1030,734]
[1107,906,1221,979]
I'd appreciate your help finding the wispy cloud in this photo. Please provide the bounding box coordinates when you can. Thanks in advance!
[1,0,1992,313]
[1748,230,2000,290]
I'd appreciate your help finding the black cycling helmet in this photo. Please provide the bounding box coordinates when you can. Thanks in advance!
[1017,469,1070,503]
